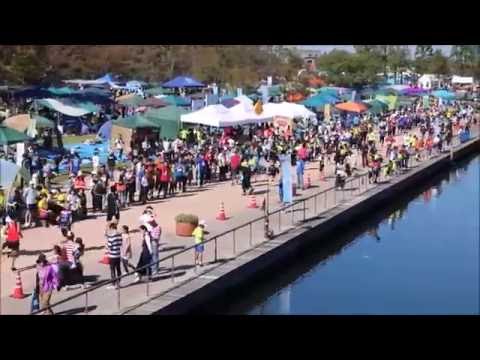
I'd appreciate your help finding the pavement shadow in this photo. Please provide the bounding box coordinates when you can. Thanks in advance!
[160,245,186,252]
[56,305,97,315]
[84,245,105,252]
[83,275,100,283]
[19,248,54,256]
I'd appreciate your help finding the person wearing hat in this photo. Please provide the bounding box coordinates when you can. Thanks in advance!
[192,220,206,267]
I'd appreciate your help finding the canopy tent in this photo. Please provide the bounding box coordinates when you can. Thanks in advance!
[126,81,143,91]
[181,105,233,127]
[113,114,161,129]
[401,87,429,96]
[382,84,409,92]
[375,95,398,110]
[117,94,145,107]
[12,86,50,99]
[396,96,416,108]
[64,73,115,86]
[2,114,54,134]
[97,120,112,140]
[162,76,205,88]
[35,98,94,117]
[144,87,174,96]
[139,97,169,108]
[228,103,274,125]
[0,125,31,145]
[234,95,254,107]
[155,95,190,107]
[0,159,31,191]
[268,85,283,97]
[263,102,316,119]
[144,106,189,139]
[47,87,79,96]
[334,101,367,113]
[364,99,388,115]
[220,98,240,108]
[301,94,338,108]
[432,90,456,100]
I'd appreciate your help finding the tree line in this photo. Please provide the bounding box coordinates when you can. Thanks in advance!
[0,45,478,89]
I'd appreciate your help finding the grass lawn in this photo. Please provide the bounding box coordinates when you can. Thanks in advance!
[62,134,96,145]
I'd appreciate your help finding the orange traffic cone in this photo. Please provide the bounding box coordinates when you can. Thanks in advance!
[216,202,227,221]
[248,195,258,209]
[99,251,110,265]
[304,175,311,189]
[10,272,26,299]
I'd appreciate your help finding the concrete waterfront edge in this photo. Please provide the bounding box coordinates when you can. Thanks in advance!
[123,137,480,315]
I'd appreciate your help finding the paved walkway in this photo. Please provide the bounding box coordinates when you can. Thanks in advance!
[1,126,475,315]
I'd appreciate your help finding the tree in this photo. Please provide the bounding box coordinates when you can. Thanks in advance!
[450,45,476,75]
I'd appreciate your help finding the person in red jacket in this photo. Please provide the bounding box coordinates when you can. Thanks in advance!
[2,216,22,270]
[230,150,241,186]
[157,161,170,199]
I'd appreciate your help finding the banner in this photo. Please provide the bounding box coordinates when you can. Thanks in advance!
[324,104,331,121]
[279,154,292,204]
[423,95,429,109]
[16,143,25,167]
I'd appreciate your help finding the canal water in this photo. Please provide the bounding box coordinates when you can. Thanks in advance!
[221,154,480,315]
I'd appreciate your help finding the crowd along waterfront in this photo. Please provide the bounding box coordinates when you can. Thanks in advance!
[217,154,479,315]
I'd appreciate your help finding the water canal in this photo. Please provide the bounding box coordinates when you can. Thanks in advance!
[217,154,479,315]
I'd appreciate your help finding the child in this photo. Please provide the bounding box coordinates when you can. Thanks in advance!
[57,206,73,233]
[121,225,133,274]
[192,220,206,267]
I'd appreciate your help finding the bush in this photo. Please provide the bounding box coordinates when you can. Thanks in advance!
[175,214,199,226]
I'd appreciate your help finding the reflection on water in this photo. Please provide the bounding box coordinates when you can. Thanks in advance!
[216,155,479,315]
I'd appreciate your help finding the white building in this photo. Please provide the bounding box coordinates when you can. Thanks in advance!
[417,74,440,89]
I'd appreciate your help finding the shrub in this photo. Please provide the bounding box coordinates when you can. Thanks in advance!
[175,214,199,226]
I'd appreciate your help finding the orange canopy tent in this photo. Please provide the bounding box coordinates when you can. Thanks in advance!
[335,101,367,113]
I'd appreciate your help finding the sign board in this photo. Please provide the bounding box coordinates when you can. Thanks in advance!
[237,88,243,96]
[267,76,272,86]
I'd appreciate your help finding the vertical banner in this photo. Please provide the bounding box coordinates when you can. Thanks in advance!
[237,88,243,96]
[351,90,356,101]
[267,76,272,87]
[279,154,292,204]
[423,95,429,109]
[324,104,331,121]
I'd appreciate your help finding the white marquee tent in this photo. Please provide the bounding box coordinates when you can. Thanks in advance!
[263,102,316,120]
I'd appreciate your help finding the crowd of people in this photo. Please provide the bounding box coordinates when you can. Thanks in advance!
[1,90,478,314]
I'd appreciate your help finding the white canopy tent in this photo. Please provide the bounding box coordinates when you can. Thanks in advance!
[181,104,233,127]
[263,102,316,120]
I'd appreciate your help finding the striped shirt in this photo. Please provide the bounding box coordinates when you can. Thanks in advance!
[62,241,77,263]
[106,232,123,258]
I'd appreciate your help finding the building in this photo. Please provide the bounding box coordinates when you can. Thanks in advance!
[417,74,440,89]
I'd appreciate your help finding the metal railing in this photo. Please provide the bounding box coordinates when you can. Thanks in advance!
[29,126,480,315]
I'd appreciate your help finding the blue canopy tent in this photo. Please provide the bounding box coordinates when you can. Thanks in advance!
[97,120,112,140]
[162,76,205,88]
[302,94,338,108]
[432,90,456,100]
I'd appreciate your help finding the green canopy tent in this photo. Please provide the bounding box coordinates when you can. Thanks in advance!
[113,114,161,129]
[159,95,191,107]
[144,106,189,139]
[395,96,416,109]
[0,125,31,145]
[268,85,283,97]
[117,95,145,107]
[144,87,175,97]
[47,87,79,96]
[32,115,55,129]
[364,99,388,115]
[375,95,398,111]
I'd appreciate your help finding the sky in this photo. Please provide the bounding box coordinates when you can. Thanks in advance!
[296,45,452,55]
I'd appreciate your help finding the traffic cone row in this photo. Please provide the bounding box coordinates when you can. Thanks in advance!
[247,195,258,209]
[216,202,227,221]
[10,272,26,299]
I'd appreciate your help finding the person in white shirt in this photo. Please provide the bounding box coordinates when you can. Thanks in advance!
[115,136,124,159]
[92,151,100,175]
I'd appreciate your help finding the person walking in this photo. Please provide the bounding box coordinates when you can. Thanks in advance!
[105,222,123,289]
[120,225,133,274]
[192,220,206,267]
[23,180,38,228]
[106,186,120,224]
[35,253,59,315]
[134,225,153,283]
[1,216,22,270]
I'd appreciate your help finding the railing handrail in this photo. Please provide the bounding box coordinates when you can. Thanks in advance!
[30,127,480,314]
